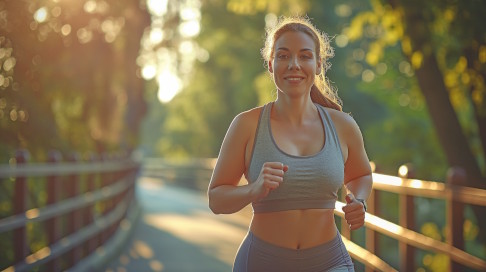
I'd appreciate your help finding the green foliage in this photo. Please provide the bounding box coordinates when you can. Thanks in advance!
[0,0,150,162]
[356,48,447,179]
[146,1,267,158]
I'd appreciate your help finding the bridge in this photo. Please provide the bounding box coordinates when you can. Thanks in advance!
[1,154,486,271]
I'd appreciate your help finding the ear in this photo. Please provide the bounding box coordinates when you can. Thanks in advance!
[316,59,322,75]
[268,60,274,73]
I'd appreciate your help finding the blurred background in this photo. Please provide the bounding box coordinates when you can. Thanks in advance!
[1,0,485,271]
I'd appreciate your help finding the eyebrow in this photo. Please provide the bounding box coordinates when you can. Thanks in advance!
[276,47,314,52]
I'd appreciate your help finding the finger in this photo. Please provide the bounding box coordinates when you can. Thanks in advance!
[265,180,280,189]
[263,162,287,169]
[346,216,365,226]
[344,208,365,220]
[264,168,286,177]
[349,222,364,230]
[343,202,364,213]
[262,172,284,184]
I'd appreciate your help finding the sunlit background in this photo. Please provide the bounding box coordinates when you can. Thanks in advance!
[0,0,485,271]
[141,0,205,103]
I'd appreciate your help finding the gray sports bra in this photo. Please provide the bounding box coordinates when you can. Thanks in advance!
[247,102,344,213]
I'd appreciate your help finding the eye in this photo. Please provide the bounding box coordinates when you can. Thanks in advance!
[277,54,289,59]
[300,54,313,59]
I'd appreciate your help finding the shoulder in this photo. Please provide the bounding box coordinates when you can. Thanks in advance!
[322,107,364,143]
[235,105,264,124]
[225,105,265,142]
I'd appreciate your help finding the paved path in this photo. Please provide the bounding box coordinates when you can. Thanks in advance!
[104,176,252,272]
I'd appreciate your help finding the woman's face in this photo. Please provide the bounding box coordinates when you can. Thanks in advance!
[269,31,321,98]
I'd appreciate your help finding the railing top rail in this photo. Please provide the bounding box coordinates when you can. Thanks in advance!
[341,236,398,272]
[372,173,486,206]
[0,175,134,233]
[143,157,217,169]
[334,201,486,271]
[0,159,139,178]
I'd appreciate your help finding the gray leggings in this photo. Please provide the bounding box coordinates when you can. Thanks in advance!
[233,231,354,272]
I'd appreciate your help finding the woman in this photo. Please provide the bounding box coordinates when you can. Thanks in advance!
[208,15,373,272]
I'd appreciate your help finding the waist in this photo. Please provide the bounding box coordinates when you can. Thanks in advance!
[250,208,337,249]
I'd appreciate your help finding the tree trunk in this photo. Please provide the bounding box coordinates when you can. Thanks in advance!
[397,0,486,244]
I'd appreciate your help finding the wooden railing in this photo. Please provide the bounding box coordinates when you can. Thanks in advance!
[142,158,486,272]
[0,150,140,272]
[336,163,486,272]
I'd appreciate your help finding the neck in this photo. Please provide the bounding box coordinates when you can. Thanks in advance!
[273,95,317,125]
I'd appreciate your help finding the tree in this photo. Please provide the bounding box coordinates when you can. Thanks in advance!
[0,0,150,161]
[346,0,486,243]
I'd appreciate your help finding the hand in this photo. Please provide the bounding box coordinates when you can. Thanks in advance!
[342,194,365,230]
[252,162,288,201]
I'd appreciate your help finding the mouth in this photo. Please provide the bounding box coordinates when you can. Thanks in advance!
[284,76,305,82]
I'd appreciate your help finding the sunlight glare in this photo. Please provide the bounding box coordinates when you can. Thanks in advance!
[398,165,409,177]
[142,65,157,80]
[373,173,404,187]
[157,71,181,103]
[34,7,48,23]
[178,20,200,38]
[84,0,97,13]
[180,7,200,20]
[150,28,164,44]
[410,179,423,189]
[147,0,168,16]
[133,240,154,259]
[178,41,194,55]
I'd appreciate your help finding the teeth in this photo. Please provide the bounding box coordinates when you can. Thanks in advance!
[287,77,302,81]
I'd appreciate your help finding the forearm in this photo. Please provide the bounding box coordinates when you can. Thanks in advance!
[208,183,257,214]
[345,174,373,200]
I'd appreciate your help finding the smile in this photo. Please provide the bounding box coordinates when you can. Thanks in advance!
[284,76,305,82]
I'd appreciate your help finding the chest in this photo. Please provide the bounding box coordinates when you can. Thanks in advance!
[270,118,325,157]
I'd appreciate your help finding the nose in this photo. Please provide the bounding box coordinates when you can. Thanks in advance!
[288,56,301,70]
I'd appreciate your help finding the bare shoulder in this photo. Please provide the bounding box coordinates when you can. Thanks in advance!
[234,105,263,128]
[325,108,362,138]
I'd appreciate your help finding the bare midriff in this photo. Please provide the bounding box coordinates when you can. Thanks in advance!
[249,208,337,249]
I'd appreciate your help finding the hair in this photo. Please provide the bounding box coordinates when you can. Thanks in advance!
[261,15,342,111]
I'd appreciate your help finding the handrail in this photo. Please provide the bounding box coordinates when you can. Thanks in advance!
[335,202,486,271]
[0,159,139,178]
[6,197,131,272]
[372,173,486,206]
[0,174,134,233]
[0,153,140,272]
[341,236,398,272]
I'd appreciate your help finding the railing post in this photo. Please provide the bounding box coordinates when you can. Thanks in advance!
[100,152,112,243]
[47,150,62,271]
[446,166,466,272]
[365,161,379,272]
[398,163,415,272]
[85,152,99,252]
[67,152,82,265]
[13,149,30,264]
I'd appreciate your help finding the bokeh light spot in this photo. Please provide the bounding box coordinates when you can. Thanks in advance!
[34,7,48,23]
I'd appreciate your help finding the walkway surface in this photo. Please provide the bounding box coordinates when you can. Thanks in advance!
[104,176,252,272]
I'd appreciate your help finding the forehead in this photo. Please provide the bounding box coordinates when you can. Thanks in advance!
[274,31,316,52]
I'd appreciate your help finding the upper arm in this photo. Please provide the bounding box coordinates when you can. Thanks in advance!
[330,111,372,184]
[208,110,257,190]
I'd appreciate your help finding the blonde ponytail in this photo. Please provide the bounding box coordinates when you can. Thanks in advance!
[310,85,342,111]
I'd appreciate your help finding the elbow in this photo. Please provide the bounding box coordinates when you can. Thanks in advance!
[207,190,222,214]
[208,200,221,215]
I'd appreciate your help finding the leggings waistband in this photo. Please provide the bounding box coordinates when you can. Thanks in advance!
[247,231,343,259]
